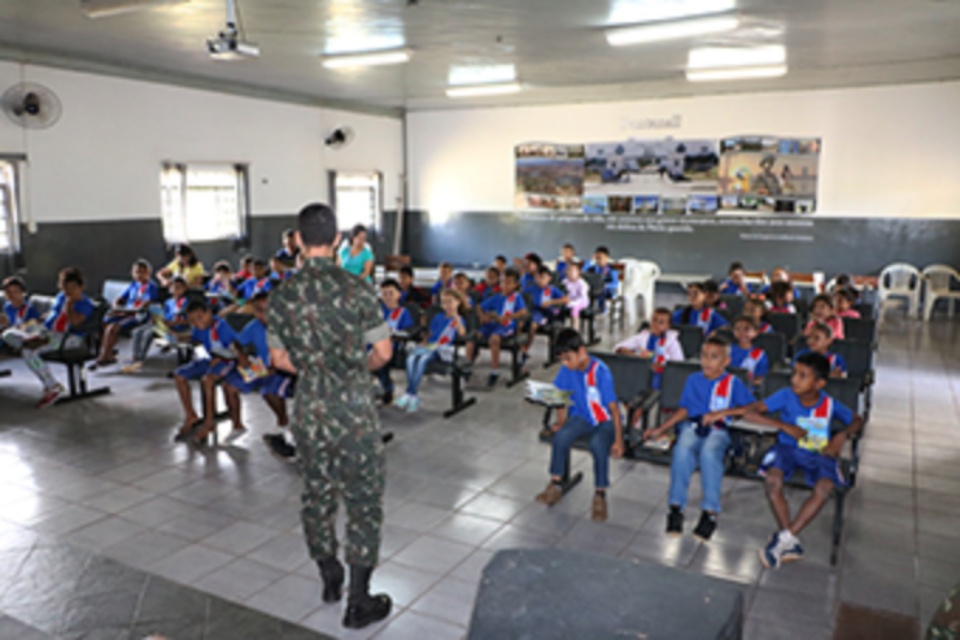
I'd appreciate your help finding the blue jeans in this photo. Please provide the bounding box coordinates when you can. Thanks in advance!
[549,416,615,489]
[405,346,441,396]
[668,421,730,513]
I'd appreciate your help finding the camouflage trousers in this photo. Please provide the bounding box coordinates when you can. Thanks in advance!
[927,581,960,640]
[292,418,385,568]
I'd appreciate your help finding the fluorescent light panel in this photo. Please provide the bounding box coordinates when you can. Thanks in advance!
[448,64,516,86]
[322,48,411,69]
[608,0,735,24]
[687,44,786,69]
[686,64,787,82]
[80,0,187,18]
[446,82,522,98]
[606,14,739,46]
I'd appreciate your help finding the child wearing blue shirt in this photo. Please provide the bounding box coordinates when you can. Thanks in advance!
[555,243,576,281]
[97,259,159,367]
[520,253,543,297]
[793,322,847,377]
[430,262,455,303]
[395,289,466,413]
[584,246,619,312]
[645,336,755,541]
[713,352,863,568]
[237,259,274,302]
[206,261,236,303]
[375,279,416,405]
[275,228,300,265]
[672,282,729,334]
[122,277,190,373]
[535,328,624,522]
[731,316,770,387]
[719,262,753,296]
[475,268,527,387]
[0,276,49,403]
[173,299,238,444]
[743,298,774,335]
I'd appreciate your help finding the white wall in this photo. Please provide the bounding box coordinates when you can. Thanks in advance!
[0,61,403,224]
[407,81,960,218]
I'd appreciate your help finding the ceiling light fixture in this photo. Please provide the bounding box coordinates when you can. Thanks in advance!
[448,64,517,86]
[687,44,786,69]
[686,64,787,82]
[446,82,522,98]
[321,48,411,69]
[606,14,739,46]
[80,0,187,18]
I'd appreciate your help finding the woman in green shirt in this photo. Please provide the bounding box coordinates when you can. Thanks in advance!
[337,225,375,282]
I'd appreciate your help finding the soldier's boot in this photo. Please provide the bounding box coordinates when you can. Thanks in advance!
[318,555,345,603]
[342,565,392,629]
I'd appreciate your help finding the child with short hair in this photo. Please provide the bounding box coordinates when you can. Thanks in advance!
[834,288,861,320]
[475,268,528,387]
[644,335,755,541]
[584,246,619,312]
[398,266,430,308]
[275,228,300,264]
[731,317,770,387]
[804,293,844,340]
[375,279,415,405]
[535,328,624,522]
[761,266,800,300]
[673,282,729,334]
[614,307,683,390]
[719,262,752,296]
[563,264,591,332]
[430,262,455,302]
[395,289,467,413]
[207,260,235,302]
[173,299,238,444]
[521,253,544,296]
[766,281,797,314]
[0,276,46,396]
[270,256,293,282]
[96,259,159,367]
[234,254,255,284]
[794,322,847,377]
[452,272,474,308]
[493,255,508,276]
[473,267,501,301]
[703,279,723,310]
[556,243,576,280]
[530,266,568,327]
[123,276,191,373]
[743,298,774,334]
[237,259,274,301]
[713,352,863,568]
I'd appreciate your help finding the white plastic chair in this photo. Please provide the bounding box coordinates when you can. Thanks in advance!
[878,263,922,319]
[620,258,661,329]
[922,264,960,320]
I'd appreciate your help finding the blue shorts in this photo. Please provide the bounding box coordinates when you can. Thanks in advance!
[479,323,515,340]
[175,359,235,381]
[759,443,846,487]
[223,371,295,398]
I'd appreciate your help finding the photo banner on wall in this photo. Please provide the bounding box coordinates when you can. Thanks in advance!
[514,134,821,215]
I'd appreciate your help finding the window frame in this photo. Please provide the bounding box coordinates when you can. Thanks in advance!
[160,161,250,244]
[328,170,383,233]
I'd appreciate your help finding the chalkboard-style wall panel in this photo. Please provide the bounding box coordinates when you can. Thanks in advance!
[402,211,960,277]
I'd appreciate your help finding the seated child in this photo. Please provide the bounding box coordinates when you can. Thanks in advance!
[555,243,576,280]
[703,280,723,310]
[237,259,274,302]
[374,279,415,405]
[794,322,847,378]
[766,281,797,314]
[472,268,527,387]
[520,253,543,296]
[644,335,755,541]
[233,254,255,286]
[672,281,729,334]
[493,255,509,279]
[206,260,236,310]
[524,266,568,358]
[743,298,774,334]
[452,272,474,308]
[97,259,159,366]
[804,293,844,340]
[472,267,501,301]
[123,276,191,373]
[713,352,863,568]
[761,266,800,300]
[719,262,752,296]
[275,228,300,264]
[730,316,770,387]
[1,276,45,393]
[430,262,454,303]
[172,299,238,444]
[398,266,430,308]
[535,328,624,522]
[270,256,293,282]
[614,307,683,390]
[395,289,466,413]
[584,246,619,312]
[563,264,591,332]
[221,292,295,446]
[834,288,861,320]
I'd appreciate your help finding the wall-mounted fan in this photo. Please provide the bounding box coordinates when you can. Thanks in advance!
[324,126,355,149]
[2,83,63,130]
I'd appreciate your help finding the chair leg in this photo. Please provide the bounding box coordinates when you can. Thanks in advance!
[444,368,477,419]
[831,490,845,566]
[506,346,530,388]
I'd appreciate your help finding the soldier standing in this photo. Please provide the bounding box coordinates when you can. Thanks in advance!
[266,203,393,629]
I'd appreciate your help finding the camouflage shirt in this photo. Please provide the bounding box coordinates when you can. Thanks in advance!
[266,256,390,414]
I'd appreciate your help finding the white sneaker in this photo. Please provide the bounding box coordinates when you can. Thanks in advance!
[406,396,420,413]
[394,394,411,410]
[224,427,248,445]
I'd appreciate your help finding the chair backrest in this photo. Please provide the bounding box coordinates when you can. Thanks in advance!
[620,259,661,288]
[101,279,131,305]
[677,325,704,359]
[842,317,876,345]
[879,263,921,295]
[590,352,652,402]
[582,271,605,302]
[831,339,873,380]
[853,302,876,319]
[754,332,787,366]
[763,371,859,429]
[922,264,960,294]
[224,312,253,334]
[719,295,745,319]
[768,312,800,339]
[660,361,701,410]
[28,294,55,318]
[763,370,792,397]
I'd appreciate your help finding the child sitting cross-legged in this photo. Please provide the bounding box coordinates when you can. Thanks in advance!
[643,336,755,541]
[535,328,624,522]
[730,316,770,388]
[614,307,683,390]
[395,289,467,413]
[672,281,729,334]
[374,279,415,405]
[804,293,845,340]
[471,268,528,388]
[794,322,847,378]
[709,352,864,568]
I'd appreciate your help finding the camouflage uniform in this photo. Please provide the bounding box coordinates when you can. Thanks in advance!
[927,581,960,640]
[266,256,390,567]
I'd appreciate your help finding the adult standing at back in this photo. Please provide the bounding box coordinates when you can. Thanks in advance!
[157,244,205,288]
[337,224,375,282]
[266,204,393,630]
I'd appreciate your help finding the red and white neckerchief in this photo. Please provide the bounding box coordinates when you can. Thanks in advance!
[647,333,668,373]
[501,294,518,326]
[255,278,270,294]
[760,322,772,334]
[175,297,185,311]
[827,353,840,370]
[210,322,222,350]
[132,282,150,309]
[16,304,29,324]
[437,317,458,345]
[387,307,405,331]
[585,360,611,426]
[696,308,713,332]
[53,297,69,333]
[541,287,552,303]
[741,348,766,379]
[707,374,735,425]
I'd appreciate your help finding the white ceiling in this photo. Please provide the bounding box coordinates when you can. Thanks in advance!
[1,0,959,113]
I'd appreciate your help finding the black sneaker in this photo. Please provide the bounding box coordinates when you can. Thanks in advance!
[381,391,394,406]
[692,511,717,542]
[263,434,297,462]
[666,507,683,537]
[487,372,500,388]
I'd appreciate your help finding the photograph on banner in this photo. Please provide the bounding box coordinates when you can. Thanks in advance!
[633,195,660,215]
[688,194,719,215]
[608,195,632,214]
[515,142,585,211]
[661,196,688,216]
[717,135,821,212]
[582,194,608,215]
[583,138,719,197]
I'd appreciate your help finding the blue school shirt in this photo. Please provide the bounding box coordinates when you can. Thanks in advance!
[191,316,237,359]
[533,285,564,321]
[793,348,848,375]
[520,273,540,296]
[556,261,569,280]
[553,357,617,426]
[238,276,273,300]
[236,317,271,363]
[763,388,854,452]
[719,279,754,296]
[163,296,187,323]
[584,262,619,289]
[731,345,770,382]
[381,304,415,333]
[430,279,453,297]
[44,293,95,335]
[275,247,299,263]
[4,300,41,327]
[117,281,159,309]
[480,292,526,333]
[679,372,754,425]
[427,313,462,345]
[672,306,729,334]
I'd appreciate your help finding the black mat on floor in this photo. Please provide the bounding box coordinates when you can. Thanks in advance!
[468,549,744,640]
[834,602,920,640]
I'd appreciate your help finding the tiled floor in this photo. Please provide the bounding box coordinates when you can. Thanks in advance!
[1,310,958,639]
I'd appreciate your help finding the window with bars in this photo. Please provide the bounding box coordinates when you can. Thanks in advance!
[160,163,248,244]
[331,171,381,231]
[0,159,20,255]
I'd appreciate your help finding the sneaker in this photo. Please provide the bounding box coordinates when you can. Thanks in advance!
[394,394,411,410]
[263,434,297,462]
[666,508,684,537]
[381,391,394,406]
[36,385,64,409]
[535,482,563,506]
[692,511,717,542]
[760,532,785,570]
[781,540,805,564]
[591,493,608,522]
[120,361,143,374]
[405,396,420,413]
[223,427,248,445]
[487,372,500,388]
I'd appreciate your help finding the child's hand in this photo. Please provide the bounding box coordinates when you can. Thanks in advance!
[611,440,624,459]
[638,349,652,358]
[551,422,564,433]
[643,426,664,441]
[823,433,847,458]
[702,411,725,425]
[614,347,631,355]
